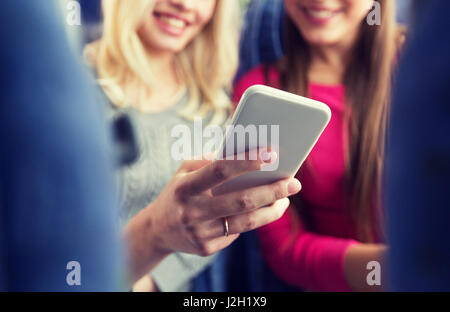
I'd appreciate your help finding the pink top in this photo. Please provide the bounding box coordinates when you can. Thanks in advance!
[233,65,360,291]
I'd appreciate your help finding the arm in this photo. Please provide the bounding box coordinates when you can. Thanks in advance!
[258,206,388,291]
[344,244,387,292]
[133,252,216,292]
[124,206,216,292]
[122,205,171,285]
[257,206,359,291]
[123,154,301,285]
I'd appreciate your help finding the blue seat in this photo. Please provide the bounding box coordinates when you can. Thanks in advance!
[387,0,450,291]
[0,0,122,291]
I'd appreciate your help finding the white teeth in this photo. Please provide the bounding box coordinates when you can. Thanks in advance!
[159,15,186,28]
[307,10,334,19]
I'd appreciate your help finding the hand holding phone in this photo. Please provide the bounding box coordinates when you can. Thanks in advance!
[213,85,331,195]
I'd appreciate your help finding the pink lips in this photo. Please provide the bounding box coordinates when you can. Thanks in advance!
[301,6,340,26]
[153,12,190,37]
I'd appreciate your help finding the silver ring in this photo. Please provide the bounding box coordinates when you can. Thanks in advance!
[223,217,229,237]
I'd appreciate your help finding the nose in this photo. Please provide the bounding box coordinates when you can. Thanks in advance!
[169,0,195,10]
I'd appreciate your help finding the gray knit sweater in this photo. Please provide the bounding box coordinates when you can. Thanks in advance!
[109,93,217,292]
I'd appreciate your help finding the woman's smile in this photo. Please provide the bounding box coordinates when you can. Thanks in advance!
[153,11,192,37]
[300,5,343,26]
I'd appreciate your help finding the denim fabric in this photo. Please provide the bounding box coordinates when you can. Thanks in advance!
[0,0,123,291]
[387,0,450,291]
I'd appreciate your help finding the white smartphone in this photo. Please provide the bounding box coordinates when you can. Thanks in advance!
[213,84,331,195]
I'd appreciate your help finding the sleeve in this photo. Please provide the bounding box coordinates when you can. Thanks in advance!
[235,65,357,291]
[233,66,265,105]
[257,210,359,291]
[151,253,217,292]
[233,65,281,105]
[111,106,216,292]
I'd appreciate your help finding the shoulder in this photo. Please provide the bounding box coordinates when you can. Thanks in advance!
[233,64,281,104]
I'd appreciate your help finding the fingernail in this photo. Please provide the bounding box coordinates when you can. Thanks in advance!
[261,150,277,164]
[287,179,301,195]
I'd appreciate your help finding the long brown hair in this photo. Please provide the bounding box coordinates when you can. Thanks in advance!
[278,1,403,242]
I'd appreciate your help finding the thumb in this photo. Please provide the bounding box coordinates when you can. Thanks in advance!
[178,155,214,173]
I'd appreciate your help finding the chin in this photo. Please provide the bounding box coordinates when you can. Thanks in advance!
[162,45,185,53]
[304,34,342,46]
[152,40,188,54]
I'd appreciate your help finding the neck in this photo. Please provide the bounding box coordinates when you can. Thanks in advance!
[146,49,178,84]
[128,47,183,113]
[145,47,184,103]
[308,35,358,85]
[310,40,354,70]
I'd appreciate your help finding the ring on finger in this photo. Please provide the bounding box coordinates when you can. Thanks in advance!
[223,217,229,237]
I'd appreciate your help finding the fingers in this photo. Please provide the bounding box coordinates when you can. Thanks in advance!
[228,197,290,234]
[198,178,301,220]
[191,198,291,241]
[177,157,213,174]
[179,149,277,195]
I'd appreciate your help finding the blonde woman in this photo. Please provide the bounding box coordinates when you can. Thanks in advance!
[86,0,302,291]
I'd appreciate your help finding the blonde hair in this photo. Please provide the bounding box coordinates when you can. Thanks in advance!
[86,0,240,124]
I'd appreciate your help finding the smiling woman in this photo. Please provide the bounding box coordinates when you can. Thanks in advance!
[87,0,239,124]
[85,0,239,292]
[139,1,217,53]
[284,0,375,45]
[232,0,405,292]
[84,0,261,293]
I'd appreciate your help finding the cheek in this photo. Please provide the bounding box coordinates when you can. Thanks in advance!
[284,0,306,34]
[137,18,156,44]
[284,0,299,18]
[345,0,373,21]
[184,2,216,39]
[195,1,216,28]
